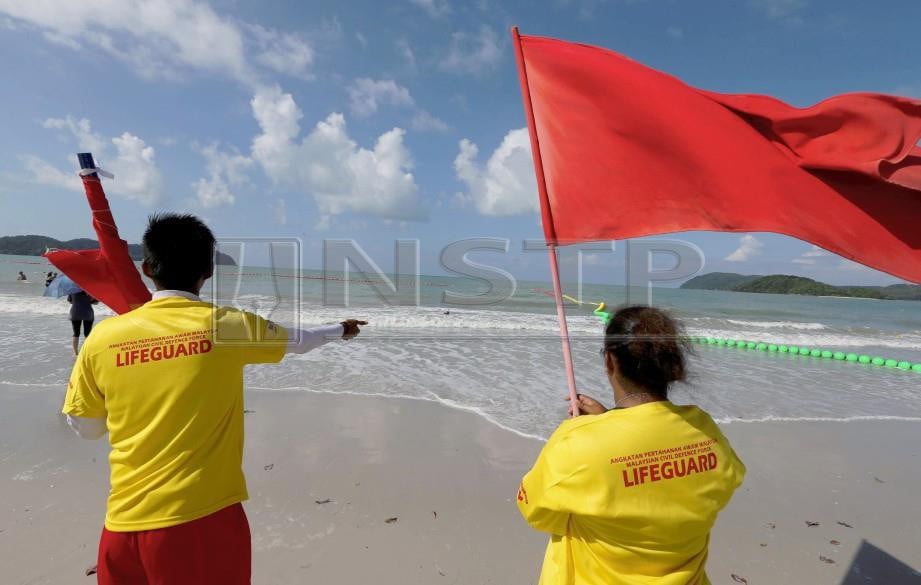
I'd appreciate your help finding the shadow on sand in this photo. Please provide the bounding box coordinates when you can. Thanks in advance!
[840,540,920,585]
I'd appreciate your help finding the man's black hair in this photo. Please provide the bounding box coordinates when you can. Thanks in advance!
[142,213,215,292]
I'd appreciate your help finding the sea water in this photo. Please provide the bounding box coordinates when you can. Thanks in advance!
[3,254,920,439]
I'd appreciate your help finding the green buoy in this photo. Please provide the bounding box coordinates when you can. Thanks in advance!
[688,334,917,376]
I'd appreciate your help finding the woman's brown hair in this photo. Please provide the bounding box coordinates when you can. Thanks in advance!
[603,305,689,397]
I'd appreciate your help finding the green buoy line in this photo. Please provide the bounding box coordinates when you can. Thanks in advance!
[688,336,921,373]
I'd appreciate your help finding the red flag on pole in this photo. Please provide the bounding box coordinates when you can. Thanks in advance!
[44,153,151,314]
[512,29,921,283]
[511,28,921,415]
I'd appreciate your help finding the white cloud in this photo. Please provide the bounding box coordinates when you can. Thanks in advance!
[22,155,74,191]
[347,78,447,131]
[109,132,165,205]
[724,234,764,262]
[191,143,252,208]
[792,244,829,265]
[749,0,806,23]
[554,0,609,20]
[666,26,684,39]
[0,0,316,85]
[355,32,368,48]
[409,0,450,17]
[396,38,416,71]
[250,86,426,223]
[454,128,539,216]
[34,116,164,205]
[42,117,107,153]
[439,25,502,75]
[248,24,314,79]
[837,259,875,273]
[411,110,449,132]
[348,78,414,117]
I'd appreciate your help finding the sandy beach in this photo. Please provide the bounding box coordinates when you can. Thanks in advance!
[1,385,919,584]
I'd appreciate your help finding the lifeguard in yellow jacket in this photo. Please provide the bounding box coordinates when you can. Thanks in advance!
[518,306,745,585]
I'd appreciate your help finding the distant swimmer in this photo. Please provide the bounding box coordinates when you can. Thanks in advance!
[62,213,367,584]
[517,306,745,585]
[17,271,27,281]
[67,290,97,355]
[443,310,451,315]
[45,271,57,287]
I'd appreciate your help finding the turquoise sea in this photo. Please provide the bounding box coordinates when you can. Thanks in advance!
[2,253,920,439]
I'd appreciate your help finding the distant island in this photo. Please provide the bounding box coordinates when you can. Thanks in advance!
[0,235,237,266]
[681,272,920,301]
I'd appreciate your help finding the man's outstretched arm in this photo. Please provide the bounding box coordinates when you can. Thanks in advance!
[286,319,367,354]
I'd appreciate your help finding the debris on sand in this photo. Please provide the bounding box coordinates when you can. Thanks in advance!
[806,521,820,527]
[837,521,853,528]
[385,517,398,524]
[315,499,332,505]
[819,555,836,564]
[731,574,748,584]
[85,565,98,576]
[264,464,274,471]
[830,540,841,546]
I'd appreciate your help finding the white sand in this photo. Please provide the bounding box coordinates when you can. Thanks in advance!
[1,387,919,584]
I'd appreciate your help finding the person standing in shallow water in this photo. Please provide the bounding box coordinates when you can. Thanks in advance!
[517,305,746,585]
[67,290,96,355]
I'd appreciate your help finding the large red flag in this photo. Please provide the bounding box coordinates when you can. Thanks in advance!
[513,30,921,283]
[44,154,151,314]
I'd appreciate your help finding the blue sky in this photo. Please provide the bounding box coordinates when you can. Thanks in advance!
[0,0,918,285]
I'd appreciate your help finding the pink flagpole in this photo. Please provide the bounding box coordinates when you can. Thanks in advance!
[512,26,580,416]
[546,244,580,416]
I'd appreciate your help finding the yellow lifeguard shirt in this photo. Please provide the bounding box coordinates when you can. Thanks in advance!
[518,401,745,585]
[63,296,288,532]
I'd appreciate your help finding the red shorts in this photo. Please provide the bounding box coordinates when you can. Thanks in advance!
[97,503,250,585]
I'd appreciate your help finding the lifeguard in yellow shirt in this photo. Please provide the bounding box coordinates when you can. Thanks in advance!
[63,213,366,585]
[518,306,745,585]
